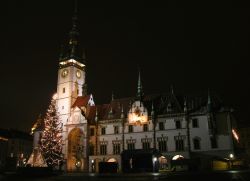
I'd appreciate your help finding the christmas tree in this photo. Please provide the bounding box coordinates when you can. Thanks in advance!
[40,94,63,168]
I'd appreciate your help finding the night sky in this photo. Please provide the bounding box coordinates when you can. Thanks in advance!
[0,1,249,132]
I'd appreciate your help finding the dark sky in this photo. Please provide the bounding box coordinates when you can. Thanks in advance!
[0,1,249,132]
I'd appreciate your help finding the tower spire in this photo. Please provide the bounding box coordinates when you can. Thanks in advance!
[136,69,143,99]
[68,0,80,59]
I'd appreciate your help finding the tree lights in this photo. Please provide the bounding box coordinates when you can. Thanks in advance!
[40,94,63,168]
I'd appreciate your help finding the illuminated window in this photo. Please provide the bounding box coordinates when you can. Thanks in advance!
[128,125,133,133]
[192,119,198,128]
[175,120,181,129]
[114,126,119,134]
[159,122,165,130]
[63,87,65,93]
[143,124,148,132]
[101,127,106,135]
[193,138,201,150]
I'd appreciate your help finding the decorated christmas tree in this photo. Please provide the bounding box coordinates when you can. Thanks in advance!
[40,94,63,168]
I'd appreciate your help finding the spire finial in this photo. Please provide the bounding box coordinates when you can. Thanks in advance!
[111,91,114,101]
[170,85,174,94]
[136,68,143,99]
[207,89,212,112]
[121,104,125,119]
[151,101,155,116]
[184,97,187,113]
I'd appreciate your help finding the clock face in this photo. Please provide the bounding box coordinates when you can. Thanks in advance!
[61,69,69,78]
[76,70,81,78]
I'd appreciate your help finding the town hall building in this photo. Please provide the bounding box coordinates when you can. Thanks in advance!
[33,7,237,172]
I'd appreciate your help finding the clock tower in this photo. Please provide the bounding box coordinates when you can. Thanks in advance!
[56,4,86,160]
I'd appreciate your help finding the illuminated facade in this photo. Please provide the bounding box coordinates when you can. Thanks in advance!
[32,7,238,172]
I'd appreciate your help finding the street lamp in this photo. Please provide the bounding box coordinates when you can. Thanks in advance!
[229,153,234,169]
[153,157,157,172]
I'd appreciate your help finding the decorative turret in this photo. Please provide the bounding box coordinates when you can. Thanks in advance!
[184,98,188,113]
[136,69,143,100]
[121,104,125,119]
[111,91,115,101]
[151,101,155,117]
[95,108,98,123]
[207,89,212,113]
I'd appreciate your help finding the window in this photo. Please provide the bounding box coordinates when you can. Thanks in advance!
[141,138,151,150]
[63,87,65,93]
[128,125,133,133]
[175,139,184,151]
[159,122,165,130]
[90,128,95,136]
[113,143,121,154]
[77,89,79,95]
[89,145,94,155]
[193,138,201,150]
[192,119,198,128]
[62,106,64,110]
[114,126,119,134]
[142,142,150,150]
[143,124,148,132]
[158,137,167,152]
[210,137,218,149]
[100,145,107,155]
[175,120,181,129]
[127,143,135,150]
[101,127,106,135]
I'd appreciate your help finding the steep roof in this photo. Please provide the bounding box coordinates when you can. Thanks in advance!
[72,95,91,108]
[74,91,226,124]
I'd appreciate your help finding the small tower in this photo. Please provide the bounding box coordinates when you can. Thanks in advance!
[136,69,143,100]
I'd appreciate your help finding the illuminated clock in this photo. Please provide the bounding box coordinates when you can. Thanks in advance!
[76,70,81,78]
[61,69,69,78]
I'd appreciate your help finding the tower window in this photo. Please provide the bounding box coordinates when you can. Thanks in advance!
[77,89,79,95]
[63,87,65,93]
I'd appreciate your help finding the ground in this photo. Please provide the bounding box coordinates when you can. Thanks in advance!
[1,170,250,181]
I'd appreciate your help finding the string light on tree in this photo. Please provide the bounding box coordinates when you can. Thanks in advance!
[40,93,63,168]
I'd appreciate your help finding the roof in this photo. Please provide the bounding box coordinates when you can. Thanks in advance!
[72,95,91,108]
[83,91,226,124]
